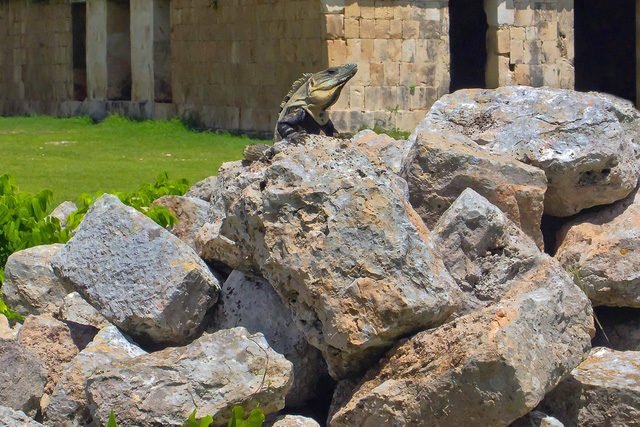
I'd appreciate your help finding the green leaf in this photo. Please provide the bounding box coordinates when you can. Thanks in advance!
[183,409,213,427]
[107,410,118,427]
[228,406,264,427]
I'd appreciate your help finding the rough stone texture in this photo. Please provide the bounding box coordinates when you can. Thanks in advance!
[0,405,46,427]
[152,195,210,250]
[87,327,293,426]
[511,411,564,427]
[351,130,412,175]
[58,291,110,329]
[0,339,47,416]
[539,347,640,427]
[199,135,460,379]
[17,314,94,395]
[555,187,640,307]
[417,87,640,217]
[2,244,70,316]
[48,201,78,228]
[592,307,640,351]
[52,194,220,346]
[45,325,146,427]
[433,189,547,314]
[272,415,321,427]
[403,130,547,248]
[185,175,219,202]
[209,270,328,408]
[330,191,594,427]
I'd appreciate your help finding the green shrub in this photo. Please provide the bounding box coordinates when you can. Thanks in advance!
[107,406,265,427]
[0,172,190,320]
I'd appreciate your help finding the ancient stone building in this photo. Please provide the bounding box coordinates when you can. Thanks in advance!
[0,0,637,134]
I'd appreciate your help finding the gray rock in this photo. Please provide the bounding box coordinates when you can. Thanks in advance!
[272,415,321,427]
[539,347,640,427]
[0,339,47,416]
[0,405,46,426]
[185,176,219,202]
[48,201,78,229]
[403,130,547,248]
[351,129,412,175]
[2,244,70,316]
[152,195,210,250]
[17,314,93,395]
[511,411,564,427]
[556,187,640,307]
[86,327,293,426]
[199,135,460,379]
[330,191,594,426]
[433,188,546,314]
[52,194,220,346]
[58,291,110,329]
[209,270,328,408]
[45,325,146,427]
[417,87,640,216]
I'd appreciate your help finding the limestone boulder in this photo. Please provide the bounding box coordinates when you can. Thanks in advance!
[17,314,95,395]
[417,87,640,216]
[556,188,640,307]
[45,325,146,427]
[511,411,564,427]
[2,244,70,316]
[272,415,321,427]
[198,135,460,379]
[58,291,110,329]
[0,313,20,340]
[152,195,210,250]
[49,200,78,228]
[329,191,594,426]
[51,194,220,346]
[186,175,219,202]
[0,406,46,427]
[403,130,547,248]
[0,339,47,416]
[433,189,547,314]
[539,347,640,426]
[86,327,292,426]
[351,129,412,174]
[209,270,328,407]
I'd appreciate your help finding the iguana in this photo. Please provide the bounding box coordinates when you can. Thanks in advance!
[274,63,358,142]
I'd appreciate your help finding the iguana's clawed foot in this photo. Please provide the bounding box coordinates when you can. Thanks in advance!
[284,131,309,145]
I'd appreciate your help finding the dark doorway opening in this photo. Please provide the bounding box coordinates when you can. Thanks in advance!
[71,2,87,101]
[154,0,172,102]
[575,0,636,103]
[107,0,132,101]
[449,0,488,92]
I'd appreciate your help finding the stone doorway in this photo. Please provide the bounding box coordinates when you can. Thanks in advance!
[574,0,636,104]
[449,0,488,92]
[71,1,87,101]
[107,0,132,101]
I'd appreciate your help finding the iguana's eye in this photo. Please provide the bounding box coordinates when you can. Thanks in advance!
[328,68,337,74]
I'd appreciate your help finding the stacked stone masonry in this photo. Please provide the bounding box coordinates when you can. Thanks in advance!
[0,0,635,134]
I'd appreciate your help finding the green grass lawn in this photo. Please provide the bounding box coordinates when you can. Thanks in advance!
[0,116,263,205]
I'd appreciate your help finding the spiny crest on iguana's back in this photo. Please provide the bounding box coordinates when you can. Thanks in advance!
[280,73,312,110]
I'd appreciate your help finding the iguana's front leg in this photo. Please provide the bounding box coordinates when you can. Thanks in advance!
[277,108,307,140]
[320,119,337,137]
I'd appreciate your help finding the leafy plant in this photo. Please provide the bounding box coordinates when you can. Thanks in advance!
[107,411,118,427]
[105,406,264,427]
[183,409,214,427]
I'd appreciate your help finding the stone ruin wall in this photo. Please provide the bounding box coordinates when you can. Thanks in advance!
[0,0,73,116]
[325,0,450,133]
[171,0,326,133]
[485,0,574,89]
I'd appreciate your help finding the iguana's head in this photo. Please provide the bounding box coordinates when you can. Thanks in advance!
[306,63,358,111]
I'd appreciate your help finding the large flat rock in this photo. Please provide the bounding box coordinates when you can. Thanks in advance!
[52,194,220,346]
[86,327,292,426]
[539,347,640,426]
[416,87,640,216]
[198,135,461,379]
[0,339,47,416]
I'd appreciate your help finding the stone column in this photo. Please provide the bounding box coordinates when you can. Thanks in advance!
[86,0,107,99]
[131,0,154,102]
[637,0,640,107]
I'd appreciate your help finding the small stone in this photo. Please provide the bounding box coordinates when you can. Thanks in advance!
[272,414,321,427]
[48,201,78,228]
